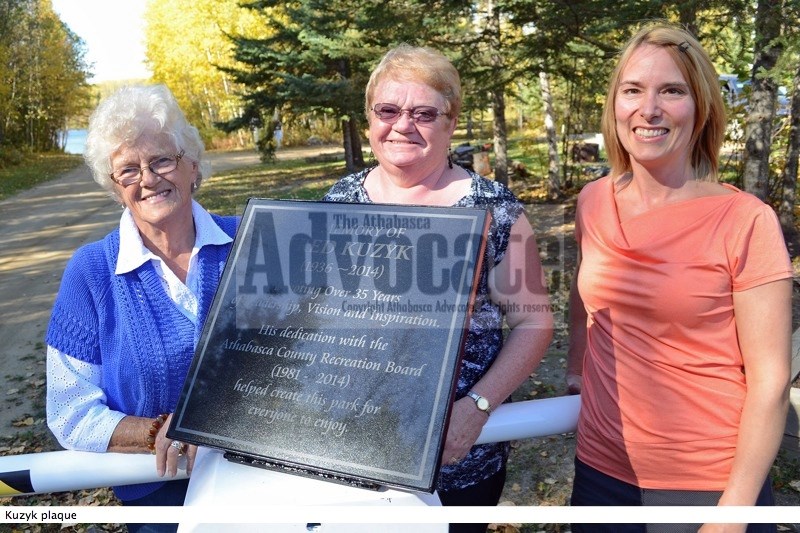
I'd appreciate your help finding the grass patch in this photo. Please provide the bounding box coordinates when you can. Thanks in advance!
[0,153,83,201]
[507,136,552,172]
[196,158,345,215]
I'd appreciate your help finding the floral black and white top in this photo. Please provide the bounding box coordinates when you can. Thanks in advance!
[324,166,524,492]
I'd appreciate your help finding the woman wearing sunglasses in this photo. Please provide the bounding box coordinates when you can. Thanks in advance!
[325,44,554,532]
[45,85,238,528]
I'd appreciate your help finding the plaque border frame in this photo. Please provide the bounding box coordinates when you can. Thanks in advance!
[168,198,490,493]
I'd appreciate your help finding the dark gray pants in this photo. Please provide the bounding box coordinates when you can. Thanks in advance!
[570,458,776,533]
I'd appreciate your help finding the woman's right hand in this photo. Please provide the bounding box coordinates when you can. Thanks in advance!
[566,373,583,395]
[441,396,490,465]
[154,413,197,477]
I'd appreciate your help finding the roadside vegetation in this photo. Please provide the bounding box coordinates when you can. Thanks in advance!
[195,157,343,215]
[0,154,83,202]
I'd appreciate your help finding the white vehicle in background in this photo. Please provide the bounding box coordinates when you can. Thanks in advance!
[719,74,790,141]
[720,73,789,114]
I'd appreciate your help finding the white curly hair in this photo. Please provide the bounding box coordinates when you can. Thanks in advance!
[83,84,209,199]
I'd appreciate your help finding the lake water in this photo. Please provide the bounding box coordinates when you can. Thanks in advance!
[63,129,87,155]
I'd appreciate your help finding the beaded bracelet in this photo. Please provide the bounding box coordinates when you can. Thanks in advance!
[146,413,170,453]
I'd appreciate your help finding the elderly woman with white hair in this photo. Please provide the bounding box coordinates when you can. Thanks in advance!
[45,84,237,522]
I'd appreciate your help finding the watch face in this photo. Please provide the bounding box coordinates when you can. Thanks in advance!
[476,397,489,411]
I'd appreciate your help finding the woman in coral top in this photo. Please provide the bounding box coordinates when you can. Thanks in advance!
[566,23,792,532]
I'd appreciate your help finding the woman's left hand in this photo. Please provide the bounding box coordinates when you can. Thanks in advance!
[441,396,489,465]
[155,414,198,477]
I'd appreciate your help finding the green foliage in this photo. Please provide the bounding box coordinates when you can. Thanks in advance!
[509,135,551,175]
[144,0,269,148]
[220,0,453,168]
[0,153,82,201]
[0,146,25,168]
[224,1,373,120]
[0,0,90,152]
[140,0,795,203]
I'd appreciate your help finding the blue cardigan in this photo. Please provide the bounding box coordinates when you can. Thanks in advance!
[46,214,238,501]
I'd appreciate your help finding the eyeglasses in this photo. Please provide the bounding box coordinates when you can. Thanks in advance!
[372,103,448,124]
[110,150,185,187]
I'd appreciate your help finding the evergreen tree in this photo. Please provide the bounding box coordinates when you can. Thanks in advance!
[222,0,411,169]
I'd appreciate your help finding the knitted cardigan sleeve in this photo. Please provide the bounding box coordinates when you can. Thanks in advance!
[46,237,115,364]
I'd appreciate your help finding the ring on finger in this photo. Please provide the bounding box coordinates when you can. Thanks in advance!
[171,440,187,456]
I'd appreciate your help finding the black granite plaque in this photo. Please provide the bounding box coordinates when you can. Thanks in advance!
[168,199,489,492]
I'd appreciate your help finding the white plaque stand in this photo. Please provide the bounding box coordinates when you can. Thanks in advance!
[178,447,446,533]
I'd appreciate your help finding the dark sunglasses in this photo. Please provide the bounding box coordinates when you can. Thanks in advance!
[372,103,448,124]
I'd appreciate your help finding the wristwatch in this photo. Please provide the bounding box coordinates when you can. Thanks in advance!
[466,390,491,415]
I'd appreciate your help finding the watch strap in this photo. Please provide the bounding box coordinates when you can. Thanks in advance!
[466,390,491,415]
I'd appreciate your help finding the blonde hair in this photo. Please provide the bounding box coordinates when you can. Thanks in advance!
[365,44,461,119]
[601,22,726,181]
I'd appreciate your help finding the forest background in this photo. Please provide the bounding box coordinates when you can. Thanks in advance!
[2,0,800,247]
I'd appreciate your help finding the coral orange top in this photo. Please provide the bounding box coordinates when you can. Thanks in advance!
[574,175,793,490]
